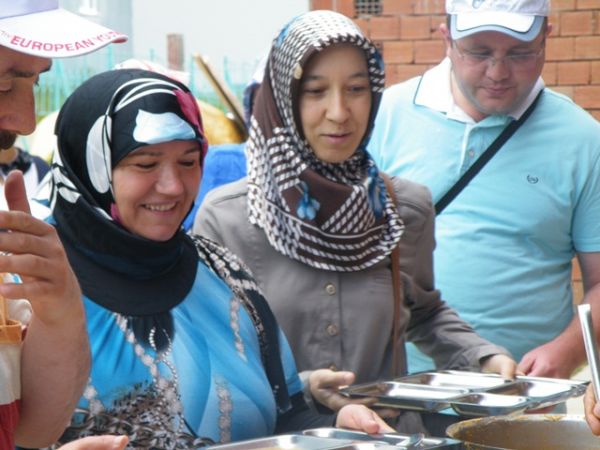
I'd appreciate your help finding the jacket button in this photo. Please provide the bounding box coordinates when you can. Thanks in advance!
[327,324,339,336]
[325,283,336,295]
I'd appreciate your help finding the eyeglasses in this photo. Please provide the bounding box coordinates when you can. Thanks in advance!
[453,40,545,71]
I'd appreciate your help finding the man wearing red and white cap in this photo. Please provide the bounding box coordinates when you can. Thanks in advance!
[368,0,600,435]
[0,1,128,448]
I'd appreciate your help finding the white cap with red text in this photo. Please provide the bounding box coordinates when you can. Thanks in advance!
[0,0,127,58]
[447,0,550,41]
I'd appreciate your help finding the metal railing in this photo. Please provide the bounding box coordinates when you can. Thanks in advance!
[34,46,259,121]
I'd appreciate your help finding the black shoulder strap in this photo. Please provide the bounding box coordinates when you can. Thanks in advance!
[435,89,544,215]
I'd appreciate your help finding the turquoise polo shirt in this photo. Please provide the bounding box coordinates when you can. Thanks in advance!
[369,59,600,373]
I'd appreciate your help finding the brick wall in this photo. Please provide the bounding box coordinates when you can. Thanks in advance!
[310,0,600,121]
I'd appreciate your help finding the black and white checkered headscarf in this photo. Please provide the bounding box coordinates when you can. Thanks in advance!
[246,10,404,272]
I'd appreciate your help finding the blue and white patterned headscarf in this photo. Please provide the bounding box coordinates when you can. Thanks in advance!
[246,10,404,272]
[51,69,207,339]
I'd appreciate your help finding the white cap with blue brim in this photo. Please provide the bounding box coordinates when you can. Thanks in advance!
[447,0,550,42]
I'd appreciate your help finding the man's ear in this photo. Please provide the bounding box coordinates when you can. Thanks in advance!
[439,23,453,59]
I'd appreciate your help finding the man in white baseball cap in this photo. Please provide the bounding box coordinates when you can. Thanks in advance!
[0,1,128,448]
[369,0,600,435]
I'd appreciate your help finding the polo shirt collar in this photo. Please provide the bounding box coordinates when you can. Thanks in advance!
[414,57,545,123]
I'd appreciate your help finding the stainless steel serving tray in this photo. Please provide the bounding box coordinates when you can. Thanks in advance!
[339,370,589,417]
[205,433,446,450]
[397,371,509,390]
[302,428,463,449]
[448,392,530,417]
[302,428,411,446]
[206,434,351,450]
[443,370,589,395]
[338,380,468,412]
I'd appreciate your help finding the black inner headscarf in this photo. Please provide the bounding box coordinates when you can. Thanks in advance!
[51,69,207,350]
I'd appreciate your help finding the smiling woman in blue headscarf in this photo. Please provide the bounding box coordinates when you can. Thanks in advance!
[47,68,392,447]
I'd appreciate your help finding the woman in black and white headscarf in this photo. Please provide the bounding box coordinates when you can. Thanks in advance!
[47,68,393,447]
[194,10,516,433]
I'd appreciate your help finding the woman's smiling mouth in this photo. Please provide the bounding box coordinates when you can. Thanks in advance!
[144,202,177,212]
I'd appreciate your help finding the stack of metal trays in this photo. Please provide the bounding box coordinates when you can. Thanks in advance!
[339,370,589,417]
[207,428,463,450]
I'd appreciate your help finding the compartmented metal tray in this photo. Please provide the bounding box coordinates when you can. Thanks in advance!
[207,429,463,450]
[449,392,530,417]
[339,381,468,412]
[339,370,589,417]
[302,428,463,449]
[206,434,351,450]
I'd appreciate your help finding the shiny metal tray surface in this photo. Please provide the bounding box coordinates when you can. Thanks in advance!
[207,430,463,450]
[206,434,351,450]
[484,379,576,410]
[449,392,529,417]
[302,428,411,446]
[442,370,589,393]
[340,381,468,412]
[302,428,463,449]
[339,370,589,417]
[397,372,508,390]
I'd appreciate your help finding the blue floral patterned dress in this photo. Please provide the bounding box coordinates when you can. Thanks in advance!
[58,238,304,448]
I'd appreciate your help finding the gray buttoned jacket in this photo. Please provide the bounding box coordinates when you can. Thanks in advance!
[193,177,510,388]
